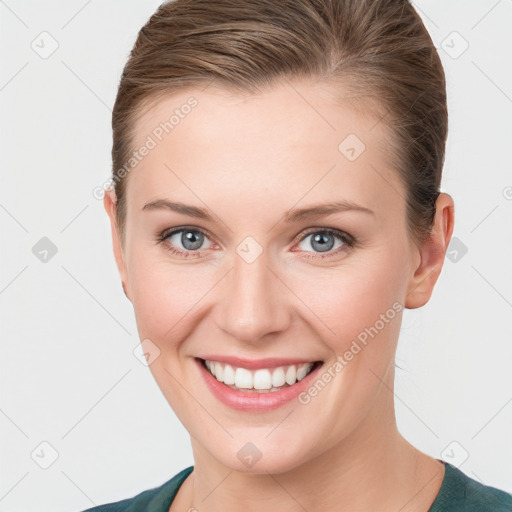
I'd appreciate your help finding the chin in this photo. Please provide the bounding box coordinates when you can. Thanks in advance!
[208,437,314,476]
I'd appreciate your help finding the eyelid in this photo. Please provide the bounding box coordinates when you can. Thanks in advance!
[295,227,354,245]
[161,225,211,240]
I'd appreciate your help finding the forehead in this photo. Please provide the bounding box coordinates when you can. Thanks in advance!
[126,80,403,220]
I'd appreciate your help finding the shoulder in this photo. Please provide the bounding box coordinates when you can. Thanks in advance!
[78,466,194,512]
[430,462,512,512]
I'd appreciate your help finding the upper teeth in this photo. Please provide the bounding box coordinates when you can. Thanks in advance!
[204,360,315,390]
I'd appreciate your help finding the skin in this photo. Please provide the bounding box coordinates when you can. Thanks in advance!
[104,79,455,511]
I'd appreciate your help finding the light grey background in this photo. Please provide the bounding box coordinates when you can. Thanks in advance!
[1,1,511,511]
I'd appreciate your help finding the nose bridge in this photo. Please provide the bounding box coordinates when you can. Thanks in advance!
[216,245,291,343]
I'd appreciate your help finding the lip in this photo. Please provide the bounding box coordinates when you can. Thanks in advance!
[195,357,323,412]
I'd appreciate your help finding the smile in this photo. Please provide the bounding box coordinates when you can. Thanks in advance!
[203,359,318,393]
[196,357,324,411]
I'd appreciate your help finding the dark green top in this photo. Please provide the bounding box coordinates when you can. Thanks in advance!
[81,461,511,511]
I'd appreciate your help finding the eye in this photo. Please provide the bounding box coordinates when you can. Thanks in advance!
[157,226,355,260]
[158,227,215,257]
[294,228,354,259]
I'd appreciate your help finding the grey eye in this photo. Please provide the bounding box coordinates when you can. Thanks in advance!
[298,231,345,253]
[168,229,212,251]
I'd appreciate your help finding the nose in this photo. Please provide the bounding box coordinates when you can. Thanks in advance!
[215,250,292,344]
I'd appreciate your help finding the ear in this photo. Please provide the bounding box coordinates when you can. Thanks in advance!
[103,188,132,302]
[405,193,455,309]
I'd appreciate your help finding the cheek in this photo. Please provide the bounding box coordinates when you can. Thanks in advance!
[126,249,201,342]
[289,249,408,357]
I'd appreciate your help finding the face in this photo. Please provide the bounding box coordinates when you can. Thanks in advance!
[105,79,445,474]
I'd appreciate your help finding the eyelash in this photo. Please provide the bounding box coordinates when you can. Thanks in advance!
[157,226,356,260]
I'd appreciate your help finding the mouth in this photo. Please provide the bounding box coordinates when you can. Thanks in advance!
[200,358,321,393]
[195,357,324,411]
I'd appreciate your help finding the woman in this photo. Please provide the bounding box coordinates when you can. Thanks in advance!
[85,0,512,510]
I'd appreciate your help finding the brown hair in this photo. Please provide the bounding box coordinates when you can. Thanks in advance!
[111,0,447,245]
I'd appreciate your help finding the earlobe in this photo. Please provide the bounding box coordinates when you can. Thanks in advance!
[122,281,129,300]
[103,188,132,303]
[405,193,455,309]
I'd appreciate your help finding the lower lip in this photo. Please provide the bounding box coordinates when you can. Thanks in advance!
[195,358,323,412]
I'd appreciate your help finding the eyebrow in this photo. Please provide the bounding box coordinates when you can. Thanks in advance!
[142,199,374,222]
[283,200,375,222]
